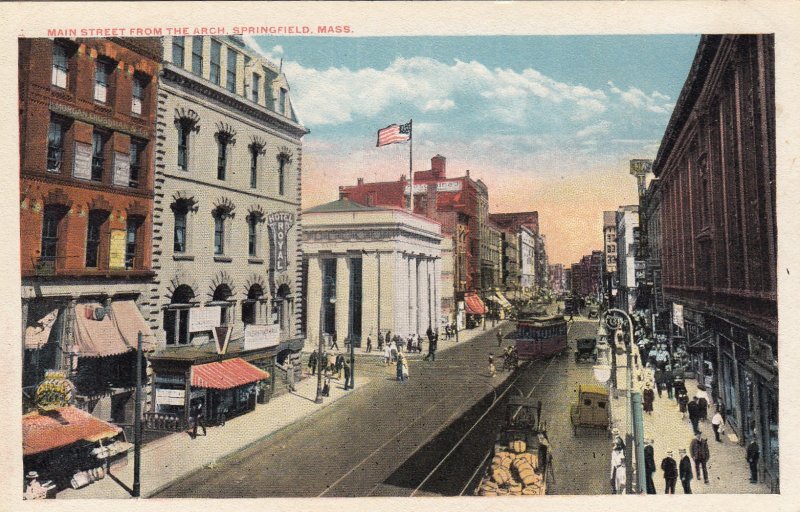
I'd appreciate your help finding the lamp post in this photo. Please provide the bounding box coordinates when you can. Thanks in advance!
[603,308,646,494]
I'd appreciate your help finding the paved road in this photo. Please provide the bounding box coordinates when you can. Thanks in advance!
[156,318,610,497]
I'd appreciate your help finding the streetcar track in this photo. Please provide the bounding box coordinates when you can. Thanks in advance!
[460,448,493,496]
[409,357,555,496]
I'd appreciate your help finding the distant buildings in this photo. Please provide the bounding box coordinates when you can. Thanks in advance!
[615,205,639,313]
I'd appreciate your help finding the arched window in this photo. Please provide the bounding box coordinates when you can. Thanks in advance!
[212,284,233,326]
[278,157,286,196]
[164,284,195,345]
[242,284,264,325]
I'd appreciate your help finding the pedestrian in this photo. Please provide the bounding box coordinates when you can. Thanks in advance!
[711,409,724,442]
[661,450,677,494]
[309,350,318,376]
[190,401,206,439]
[687,397,701,435]
[286,358,297,391]
[664,366,675,399]
[390,340,398,362]
[690,431,710,484]
[335,353,345,380]
[445,324,451,340]
[377,331,384,351]
[654,367,664,398]
[366,334,373,353]
[384,341,392,366]
[343,359,352,390]
[746,439,760,483]
[644,439,657,494]
[677,388,689,419]
[330,330,339,350]
[497,328,503,347]
[679,448,693,494]
[643,382,655,415]
[401,353,409,381]
[488,355,496,377]
[696,386,709,422]
[397,335,406,354]
[424,331,437,361]
[610,437,626,494]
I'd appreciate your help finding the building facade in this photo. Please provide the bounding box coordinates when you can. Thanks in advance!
[303,199,442,345]
[603,210,618,306]
[653,34,777,487]
[616,205,639,313]
[20,37,161,423]
[146,36,307,423]
[519,226,536,293]
[548,263,565,296]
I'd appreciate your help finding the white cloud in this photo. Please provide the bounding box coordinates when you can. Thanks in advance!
[576,120,611,138]
[272,45,284,55]
[422,98,455,112]
[607,83,674,115]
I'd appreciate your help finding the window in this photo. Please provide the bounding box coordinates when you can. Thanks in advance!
[52,43,68,88]
[177,121,190,170]
[214,214,225,255]
[173,208,187,253]
[249,145,259,188]
[279,88,287,114]
[278,157,286,196]
[217,133,230,180]
[172,36,185,67]
[248,215,258,257]
[210,40,221,85]
[226,49,237,93]
[91,131,106,182]
[85,212,103,268]
[125,219,139,269]
[164,285,194,345]
[191,36,203,76]
[129,139,145,188]
[94,59,112,103]
[41,207,61,262]
[251,73,260,102]
[47,118,65,172]
[131,75,146,115]
[212,285,233,325]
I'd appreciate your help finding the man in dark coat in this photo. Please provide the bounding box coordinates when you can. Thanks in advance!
[424,329,438,361]
[690,432,710,484]
[678,448,693,493]
[687,397,701,435]
[308,350,318,376]
[343,360,352,390]
[654,368,664,398]
[644,439,657,494]
[190,401,206,439]
[746,439,760,483]
[330,330,339,350]
[661,450,677,494]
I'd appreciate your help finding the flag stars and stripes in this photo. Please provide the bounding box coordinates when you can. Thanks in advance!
[376,121,412,147]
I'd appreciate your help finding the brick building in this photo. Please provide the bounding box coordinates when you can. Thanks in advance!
[653,34,777,487]
[20,37,161,423]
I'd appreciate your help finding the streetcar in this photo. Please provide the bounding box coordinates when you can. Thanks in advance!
[514,310,568,360]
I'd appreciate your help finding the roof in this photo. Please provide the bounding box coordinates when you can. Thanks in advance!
[23,406,121,456]
[191,358,270,390]
[304,198,383,214]
[578,384,609,396]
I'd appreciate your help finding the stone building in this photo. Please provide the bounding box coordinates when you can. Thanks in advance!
[616,205,639,313]
[19,37,161,422]
[603,210,618,305]
[302,199,442,347]
[145,36,307,426]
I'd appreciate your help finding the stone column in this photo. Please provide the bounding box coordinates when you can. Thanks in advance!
[408,254,418,336]
[305,255,322,351]
[362,252,379,341]
[417,257,429,333]
[434,257,442,330]
[335,256,351,343]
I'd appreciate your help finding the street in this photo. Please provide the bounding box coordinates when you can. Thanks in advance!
[156,317,611,497]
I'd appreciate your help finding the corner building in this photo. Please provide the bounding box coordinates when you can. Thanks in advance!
[146,36,307,429]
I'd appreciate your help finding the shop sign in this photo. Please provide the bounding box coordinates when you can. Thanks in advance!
[109,229,126,269]
[437,180,462,192]
[73,141,93,180]
[156,388,185,406]
[213,325,233,354]
[112,152,131,187]
[404,183,428,195]
[268,212,294,274]
[244,323,280,350]
[34,370,75,411]
[673,303,684,329]
[189,306,221,333]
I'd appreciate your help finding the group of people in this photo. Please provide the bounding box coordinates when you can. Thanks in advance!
[307,349,352,391]
[647,432,711,494]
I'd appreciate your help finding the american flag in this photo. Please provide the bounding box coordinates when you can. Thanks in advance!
[376,121,411,147]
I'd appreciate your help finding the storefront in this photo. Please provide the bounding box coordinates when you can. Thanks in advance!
[464,292,486,328]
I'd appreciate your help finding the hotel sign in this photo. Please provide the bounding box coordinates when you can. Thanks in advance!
[268,212,294,273]
[404,181,463,194]
[244,323,280,350]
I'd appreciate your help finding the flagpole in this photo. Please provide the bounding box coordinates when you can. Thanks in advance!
[409,119,413,212]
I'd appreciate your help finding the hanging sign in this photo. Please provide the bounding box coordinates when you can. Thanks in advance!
[34,370,75,411]
[109,229,126,269]
[268,212,294,273]
[672,303,684,329]
[213,325,233,354]
[112,152,131,187]
[73,141,93,180]
[189,306,221,332]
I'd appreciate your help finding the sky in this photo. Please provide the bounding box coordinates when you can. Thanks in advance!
[247,35,700,266]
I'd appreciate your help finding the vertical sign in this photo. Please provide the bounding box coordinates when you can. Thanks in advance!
[672,303,684,329]
[268,212,294,273]
[113,152,131,187]
[73,141,93,180]
[109,229,126,268]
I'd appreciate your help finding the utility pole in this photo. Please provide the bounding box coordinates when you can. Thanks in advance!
[132,331,143,497]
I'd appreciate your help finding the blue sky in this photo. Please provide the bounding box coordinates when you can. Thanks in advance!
[246,35,700,264]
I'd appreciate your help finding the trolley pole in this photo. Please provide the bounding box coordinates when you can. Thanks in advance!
[132,331,142,497]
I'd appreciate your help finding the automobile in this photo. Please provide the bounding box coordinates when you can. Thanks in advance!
[574,337,598,363]
[569,383,611,435]
[587,305,599,319]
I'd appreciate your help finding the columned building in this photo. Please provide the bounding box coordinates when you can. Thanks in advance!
[303,199,442,347]
[653,34,777,488]
[146,36,307,425]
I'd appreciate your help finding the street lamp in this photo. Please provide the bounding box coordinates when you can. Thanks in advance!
[603,308,646,495]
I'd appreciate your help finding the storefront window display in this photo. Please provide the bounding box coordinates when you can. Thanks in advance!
[759,382,778,476]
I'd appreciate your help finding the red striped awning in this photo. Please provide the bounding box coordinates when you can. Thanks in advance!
[465,294,486,315]
[191,358,270,390]
[23,406,121,456]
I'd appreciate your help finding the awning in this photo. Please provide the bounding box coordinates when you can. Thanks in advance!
[23,406,121,456]
[495,291,513,310]
[191,358,270,390]
[464,294,486,315]
[72,301,155,358]
[24,309,59,350]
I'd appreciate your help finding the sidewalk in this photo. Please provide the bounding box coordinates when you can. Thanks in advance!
[609,348,771,494]
[59,371,371,499]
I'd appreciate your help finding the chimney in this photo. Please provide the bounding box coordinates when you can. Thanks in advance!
[357,177,364,185]
[431,154,446,178]
[466,169,470,178]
